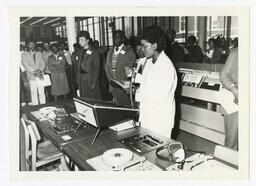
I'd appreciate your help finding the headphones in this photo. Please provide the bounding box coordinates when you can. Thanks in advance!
[156,142,185,163]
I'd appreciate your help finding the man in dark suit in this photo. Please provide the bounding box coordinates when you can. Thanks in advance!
[77,31,101,99]
[105,30,136,107]
[165,29,185,63]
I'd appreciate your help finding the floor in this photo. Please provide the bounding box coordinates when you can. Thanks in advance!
[176,130,217,155]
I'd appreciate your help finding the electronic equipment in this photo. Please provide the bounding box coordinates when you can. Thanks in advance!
[86,148,162,171]
[179,68,221,91]
[119,133,169,154]
[73,97,139,144]
[156,142,185,163]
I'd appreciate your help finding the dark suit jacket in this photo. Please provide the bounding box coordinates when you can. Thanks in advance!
[105,44,136,92]
[77,47,101,98]
[165,42,185,63]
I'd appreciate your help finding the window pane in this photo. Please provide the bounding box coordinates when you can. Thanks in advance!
[230,16,238,38]
[207,16,226,38]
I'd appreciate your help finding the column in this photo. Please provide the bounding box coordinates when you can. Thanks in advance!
[197,16,207,51]
[66,16,77,54]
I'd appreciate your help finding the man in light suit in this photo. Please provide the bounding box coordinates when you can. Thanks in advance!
[21,40,46,105]
[105,30,136,107]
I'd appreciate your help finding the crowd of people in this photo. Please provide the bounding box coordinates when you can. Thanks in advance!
[20,25,238,145]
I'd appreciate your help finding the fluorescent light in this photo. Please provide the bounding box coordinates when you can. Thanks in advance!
[51,21,66,27]
[43,17,61,25]
[20,17,33,24]
[30,17,48,25]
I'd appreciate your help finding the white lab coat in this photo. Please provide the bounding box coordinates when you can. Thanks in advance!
[139,51,177,138]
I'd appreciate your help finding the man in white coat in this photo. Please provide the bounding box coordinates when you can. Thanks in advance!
[138,26,177,138]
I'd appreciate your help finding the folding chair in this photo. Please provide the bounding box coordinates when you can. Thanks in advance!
[21,114,69,171]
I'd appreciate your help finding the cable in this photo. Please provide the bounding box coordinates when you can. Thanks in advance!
[129,69,135,108]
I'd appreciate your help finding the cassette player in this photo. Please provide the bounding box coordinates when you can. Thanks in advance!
[119,133,168,154]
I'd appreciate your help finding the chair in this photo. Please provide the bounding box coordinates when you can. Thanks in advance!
[21,114,69,171]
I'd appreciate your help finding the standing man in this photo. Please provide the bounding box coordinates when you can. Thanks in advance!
[165,29,185,63]
[220,45,238,150]
[77,31,101,99]
[71,43,81,97]
[21,39,46,105]
[105,30,136,107]
[42,41,53,102]
[59,41,73,97]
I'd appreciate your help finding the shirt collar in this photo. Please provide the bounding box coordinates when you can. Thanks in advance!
[114,44,124,54]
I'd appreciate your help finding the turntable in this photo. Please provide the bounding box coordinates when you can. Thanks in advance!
[86,148,162,171]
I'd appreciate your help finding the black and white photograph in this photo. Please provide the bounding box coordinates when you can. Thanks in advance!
[18,14,241,170]
[4,4,252,184]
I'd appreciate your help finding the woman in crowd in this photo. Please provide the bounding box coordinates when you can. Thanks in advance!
[77,31,102,99]
[203,38,222,63]
[48,43,70,102]
[138,25,177,138]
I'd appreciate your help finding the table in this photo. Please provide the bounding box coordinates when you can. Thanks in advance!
[21,100,175,171]
[21,100,236,171]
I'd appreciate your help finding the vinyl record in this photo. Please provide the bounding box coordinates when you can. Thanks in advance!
[102,148,134,168]
[39,107,57,116]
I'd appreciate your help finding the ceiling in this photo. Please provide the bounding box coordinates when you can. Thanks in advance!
[20,17,66,27]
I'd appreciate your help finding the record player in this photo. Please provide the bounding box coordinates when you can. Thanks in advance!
[86,148,162,171]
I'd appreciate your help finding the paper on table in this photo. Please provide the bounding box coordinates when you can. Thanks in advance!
[35,74,51,87]
[217,89,238,114]
[109,120,134,132]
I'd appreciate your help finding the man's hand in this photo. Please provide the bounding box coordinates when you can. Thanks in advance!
[231,86,238,104]
[33,70,41,77]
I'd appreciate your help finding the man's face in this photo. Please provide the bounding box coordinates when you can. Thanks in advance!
[79,37,89,48]
[140,39,156,59]
[44,43,50,50]
[52,46,59,54]
[166,31,175,42]
[113,33,123,47]
[136,45,145,58]
[28,42,35,51]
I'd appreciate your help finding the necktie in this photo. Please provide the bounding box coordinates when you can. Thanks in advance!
[33,53,36,64]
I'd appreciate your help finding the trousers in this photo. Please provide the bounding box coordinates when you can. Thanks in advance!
[29,80,46,105]
[224,111,238,150]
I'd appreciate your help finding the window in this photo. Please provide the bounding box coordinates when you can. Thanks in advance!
[115,17,123,30]
[55,26,61,36]
[187,16,198,38]
[62,25,67,38]
[176,16,186,43]
[179,16,186,33]
[230,16,238,38]
[94,17,100,42]
[207,16,226,39]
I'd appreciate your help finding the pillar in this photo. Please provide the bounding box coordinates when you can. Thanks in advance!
[66,17,77,54]
[198,16,207,51]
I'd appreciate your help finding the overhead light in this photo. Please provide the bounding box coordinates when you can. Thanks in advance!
[20,17,33,24]
[51,20,66,27]
[51,23,60,27]
[43,17,61,25]
[30,17,48,25]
